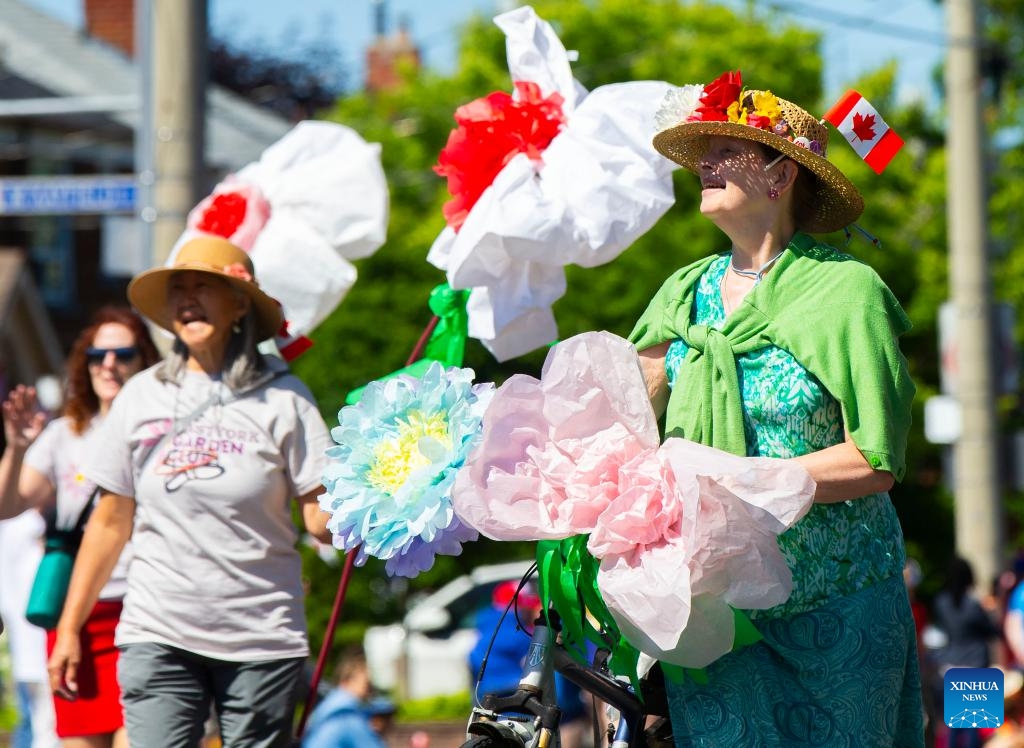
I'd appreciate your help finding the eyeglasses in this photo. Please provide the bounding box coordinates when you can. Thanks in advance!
[85,346,139,365]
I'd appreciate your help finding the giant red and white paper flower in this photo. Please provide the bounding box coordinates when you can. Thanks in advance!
[427,7,677,362]
[173,121,389,358]
[435,81,566,232]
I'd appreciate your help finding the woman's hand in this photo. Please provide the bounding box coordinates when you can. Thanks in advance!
[2,385,47,450]
[48,627,82,701]
[298,487,332,544]
[0,386,53,519]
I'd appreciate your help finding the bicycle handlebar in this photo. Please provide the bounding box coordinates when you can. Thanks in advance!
[464,586,672,747]
[551,646,646,719]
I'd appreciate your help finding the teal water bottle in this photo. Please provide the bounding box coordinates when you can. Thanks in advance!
[25,536,76,630]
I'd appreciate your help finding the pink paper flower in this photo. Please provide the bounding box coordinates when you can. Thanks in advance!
[222,263,254,283]
[452,331,816,668]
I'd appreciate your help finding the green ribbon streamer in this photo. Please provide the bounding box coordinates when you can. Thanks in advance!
[343,358,434,405]
[536,538,643,694]
[423,283,469,368]
[343,284,470,405]
[536,537,765,692]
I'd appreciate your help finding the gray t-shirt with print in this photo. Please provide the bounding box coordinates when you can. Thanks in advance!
[83,357,330,661]
[25,415,130,601]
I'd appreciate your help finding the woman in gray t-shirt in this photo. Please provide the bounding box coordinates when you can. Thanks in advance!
[47,237,333,748]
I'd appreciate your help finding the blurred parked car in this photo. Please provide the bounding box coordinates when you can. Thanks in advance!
[363,560,534,700]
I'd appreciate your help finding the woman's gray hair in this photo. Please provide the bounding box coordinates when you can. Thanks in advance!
[156,299,266,392]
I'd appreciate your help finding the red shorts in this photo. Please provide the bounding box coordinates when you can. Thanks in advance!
[46,599,125,738]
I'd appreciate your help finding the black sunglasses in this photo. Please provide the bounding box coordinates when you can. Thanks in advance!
[85,346,139,365]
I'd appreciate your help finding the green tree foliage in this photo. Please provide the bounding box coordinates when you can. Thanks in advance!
[294,0,956,655]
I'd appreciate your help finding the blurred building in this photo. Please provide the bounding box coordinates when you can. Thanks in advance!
[365,0,421,94]
[0,0,290,386]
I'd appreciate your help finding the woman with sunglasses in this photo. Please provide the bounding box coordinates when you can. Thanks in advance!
[1,306,160,748]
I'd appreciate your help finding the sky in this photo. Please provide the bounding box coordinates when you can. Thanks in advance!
[22,0,947,106]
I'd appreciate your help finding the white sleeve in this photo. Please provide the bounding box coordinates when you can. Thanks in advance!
[281,388,331,498]
[22,418,61,484]
[81,383,137,497]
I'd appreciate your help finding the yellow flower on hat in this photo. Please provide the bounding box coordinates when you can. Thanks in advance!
[727,100,746,124]
[750,90,782,124]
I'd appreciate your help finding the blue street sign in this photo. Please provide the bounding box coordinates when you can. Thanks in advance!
[0,175,137,215]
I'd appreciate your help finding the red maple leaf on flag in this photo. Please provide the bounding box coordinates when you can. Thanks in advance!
[851,112,877,142]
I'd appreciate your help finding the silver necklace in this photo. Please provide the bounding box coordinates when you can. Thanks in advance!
[730,249,785,282]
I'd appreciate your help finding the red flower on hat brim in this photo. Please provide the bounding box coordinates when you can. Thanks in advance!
[692,70,743,122]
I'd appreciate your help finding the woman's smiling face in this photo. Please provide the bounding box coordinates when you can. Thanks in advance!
[167,270,249,358]
[697,136,774,221]
[88,322,143,407]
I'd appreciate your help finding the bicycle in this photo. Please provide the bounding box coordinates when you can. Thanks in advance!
[459,571,673,748]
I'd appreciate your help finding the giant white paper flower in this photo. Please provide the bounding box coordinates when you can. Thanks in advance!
[173,121,390,358]
[427,6,677,362]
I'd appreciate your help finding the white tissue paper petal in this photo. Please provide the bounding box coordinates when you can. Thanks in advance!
[173,120,389,337]
[247,216,358,334]
[427,7,677,361]
[496,5,586,112]
[466,290,559,365]
[598,542,737,668]
[241,121,388,264]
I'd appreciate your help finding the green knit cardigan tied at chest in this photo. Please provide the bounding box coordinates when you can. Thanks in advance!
[628,232,915,480]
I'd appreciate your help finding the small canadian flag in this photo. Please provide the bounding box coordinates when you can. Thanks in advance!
[822,90,904,174]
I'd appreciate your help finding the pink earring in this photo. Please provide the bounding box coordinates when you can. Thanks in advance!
[768,187,779,201]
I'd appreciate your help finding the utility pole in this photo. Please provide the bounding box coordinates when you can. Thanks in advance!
[946,0,1001,588]
[144,0,206,267]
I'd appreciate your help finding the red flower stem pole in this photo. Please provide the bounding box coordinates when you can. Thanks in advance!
[295,547,359,739]
[405,314,441,367]
[294,313,442,740]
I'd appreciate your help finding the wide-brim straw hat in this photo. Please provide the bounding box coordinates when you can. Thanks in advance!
[653,85,864,233]
[128,236,283,341]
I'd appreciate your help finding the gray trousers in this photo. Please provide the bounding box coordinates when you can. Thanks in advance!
[117,642,305,748]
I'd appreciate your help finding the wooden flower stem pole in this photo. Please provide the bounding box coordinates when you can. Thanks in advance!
[295,314,441,740]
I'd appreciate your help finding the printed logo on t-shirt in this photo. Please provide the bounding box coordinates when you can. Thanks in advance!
[944,667,1003,730]
[56,466,96,522]
[59,466,94,501]
[153,423,262,493]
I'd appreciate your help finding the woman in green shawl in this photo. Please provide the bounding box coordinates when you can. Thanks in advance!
[631,71,923,746]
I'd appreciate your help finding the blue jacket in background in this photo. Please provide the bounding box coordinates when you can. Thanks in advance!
[301,688,385,748]
[468,605,585,722]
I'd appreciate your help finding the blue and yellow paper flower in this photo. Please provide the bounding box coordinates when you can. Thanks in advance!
[321,361,493,577]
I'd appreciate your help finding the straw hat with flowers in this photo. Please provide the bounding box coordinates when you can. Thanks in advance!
[128,236,283,341]
[652,70,864,233]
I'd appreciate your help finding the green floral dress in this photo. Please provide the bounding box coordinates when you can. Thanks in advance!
[661,255,923,747]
